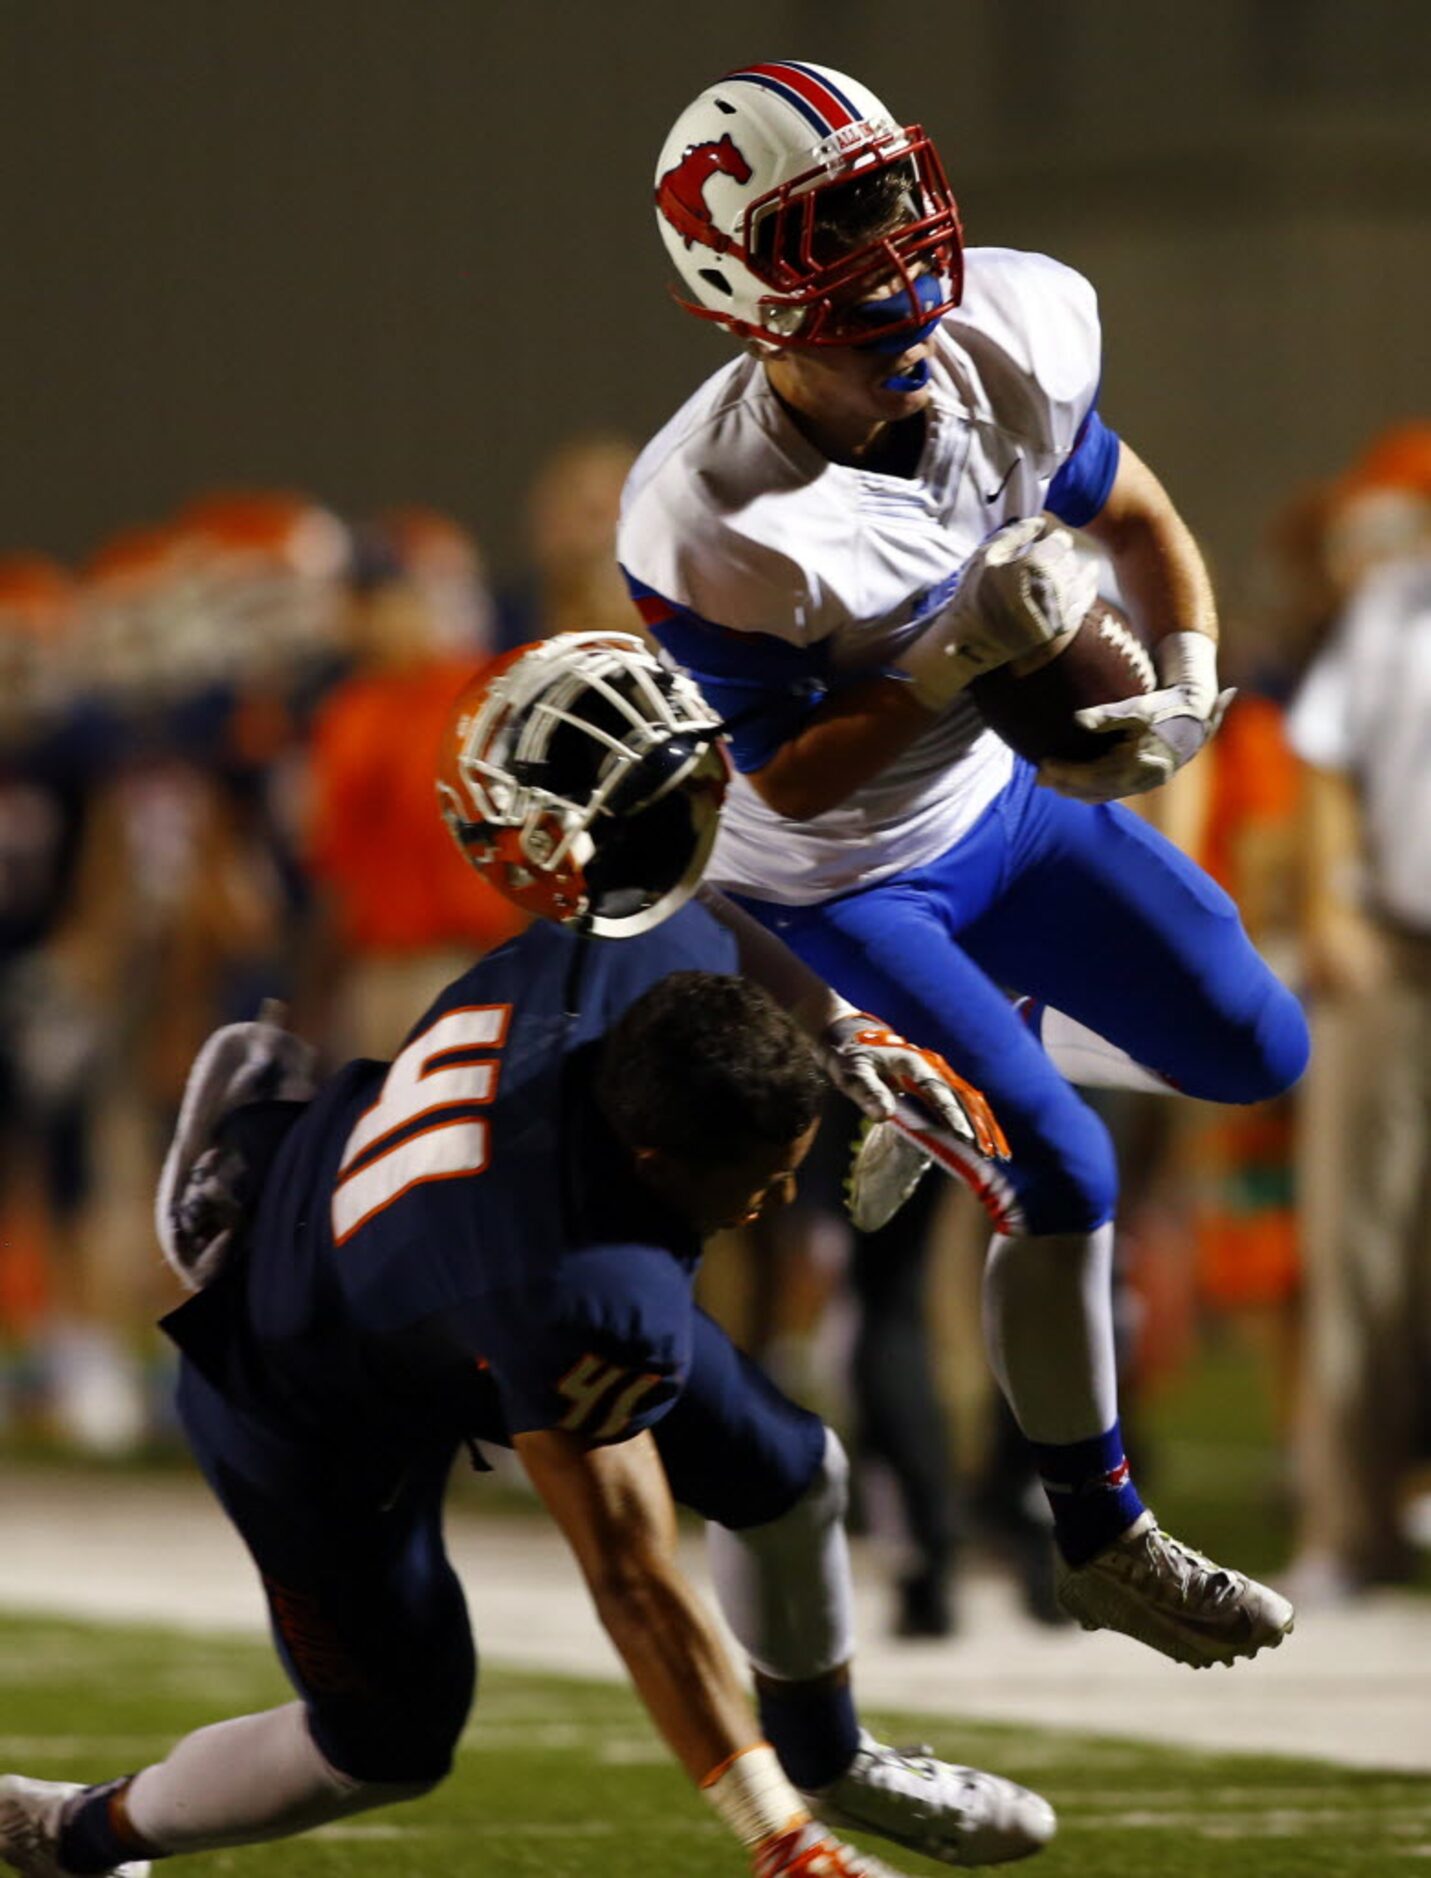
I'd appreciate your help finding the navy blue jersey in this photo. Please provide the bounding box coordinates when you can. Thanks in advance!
[164,901,739,1465]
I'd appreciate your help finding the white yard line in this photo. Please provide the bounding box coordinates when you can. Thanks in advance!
[2,1466,1428,1772]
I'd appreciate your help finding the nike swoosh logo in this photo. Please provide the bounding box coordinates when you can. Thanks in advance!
[983,459,1018,503]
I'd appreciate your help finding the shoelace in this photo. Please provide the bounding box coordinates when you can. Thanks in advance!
[855,1743,992,1828]
[1130,1528,1243,1610]
[0,1798,53,1869]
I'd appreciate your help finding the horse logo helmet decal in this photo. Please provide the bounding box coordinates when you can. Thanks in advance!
[655,134,753,251]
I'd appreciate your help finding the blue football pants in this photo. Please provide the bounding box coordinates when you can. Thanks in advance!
[735,763,1309,1235]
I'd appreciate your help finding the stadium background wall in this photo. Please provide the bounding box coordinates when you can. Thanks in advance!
[1,0,1427,607]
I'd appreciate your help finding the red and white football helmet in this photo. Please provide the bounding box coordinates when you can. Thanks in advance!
[438,633,729,937]
[655,60,963,348]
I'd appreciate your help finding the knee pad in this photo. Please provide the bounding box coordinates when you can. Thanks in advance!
[1177,979,1311,1105]
[1013,1100,1119,1236]
[307,1626,476,1790]
[1242,982,1311,1102]
[309,1704,465,1791]
[720,1425,848,1558]
[791,1423,849,1529]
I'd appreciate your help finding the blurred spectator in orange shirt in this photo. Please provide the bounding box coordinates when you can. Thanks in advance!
[306,508,526,1060]
[1181,693,1303,1380]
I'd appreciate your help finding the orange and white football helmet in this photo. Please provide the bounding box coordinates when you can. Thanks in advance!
[438,633,728,937]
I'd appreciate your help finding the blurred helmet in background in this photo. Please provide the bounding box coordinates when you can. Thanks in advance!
[175,489,352,687]
[77,521,191,705]
[437,632,728,937]
[1328,421,1431,589]
[0,554,76,742]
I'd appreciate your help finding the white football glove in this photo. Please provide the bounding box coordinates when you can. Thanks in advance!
[155,1001,318,1290]
[1039,631,1234,803]
[752,1821,909,1878]
[818,1012,1009,1161]
[895,517,1099,711]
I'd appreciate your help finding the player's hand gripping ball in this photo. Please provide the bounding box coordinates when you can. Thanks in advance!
[895,517,1097,709]
[968,596,1156,764]
[1039,626,1235,801]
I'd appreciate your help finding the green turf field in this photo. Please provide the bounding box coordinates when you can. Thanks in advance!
[0,1615,1426,1876]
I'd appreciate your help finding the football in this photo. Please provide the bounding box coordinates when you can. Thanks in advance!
[968,597,1156,764]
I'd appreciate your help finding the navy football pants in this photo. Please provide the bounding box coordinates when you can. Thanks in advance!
[735,762,1309,1234]
[177,1309,823,1785]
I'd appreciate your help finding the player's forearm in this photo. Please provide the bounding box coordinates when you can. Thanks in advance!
[591,1556,763,1783]
[516,1429,770,1788]
[695,885,850,1036]
[1081,442,1218,648]
[747,674,934,820]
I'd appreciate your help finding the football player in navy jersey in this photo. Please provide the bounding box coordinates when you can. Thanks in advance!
[0,637,1053,1878]
[622,60,1307,1667]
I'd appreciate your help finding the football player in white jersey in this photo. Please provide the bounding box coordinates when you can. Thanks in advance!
[620,61,1309,1710]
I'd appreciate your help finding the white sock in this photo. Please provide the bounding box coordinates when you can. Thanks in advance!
[1036,1005,1175,1094]
[124,1702,429,1853]
[706,1427,856,1681]
[982,1224,1119,1442]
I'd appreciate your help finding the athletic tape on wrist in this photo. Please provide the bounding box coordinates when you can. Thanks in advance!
[1153,631,1218,707]
[701,1743,809,1848]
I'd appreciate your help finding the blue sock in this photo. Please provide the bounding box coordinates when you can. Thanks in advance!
[756,1675,861,1792]
[58,1778,159,1875]
[1032,1420,1145,1566]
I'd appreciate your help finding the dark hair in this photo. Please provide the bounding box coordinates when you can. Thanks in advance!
[755,158,920,275]
[596,971,824,1161]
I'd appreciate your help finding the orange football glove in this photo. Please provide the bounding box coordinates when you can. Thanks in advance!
[820,1014,1009,1161]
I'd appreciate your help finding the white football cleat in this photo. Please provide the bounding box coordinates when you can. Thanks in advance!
[0,1777,150,1878]
[845,1119,933,1234]
[155,1001,317,1292]
[802,1732,1056,1867]
[1054,1511,1295,1668]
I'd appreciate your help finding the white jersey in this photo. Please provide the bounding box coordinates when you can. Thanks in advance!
[619,247,1114,904]
[1286,553,1431,933]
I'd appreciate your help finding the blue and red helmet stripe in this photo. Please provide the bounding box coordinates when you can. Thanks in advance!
[722,60,863,137]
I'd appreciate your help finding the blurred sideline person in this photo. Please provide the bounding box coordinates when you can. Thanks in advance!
[0,557,114,1444]
[22,523,256,1452]
[1285,424,1431,1598]
[495,434,640,648]
[170,490,355,1030]
[0,636,1054,1878]
[304,507,525,1061]
[48,506,324,1447]
[621,60,1305,1662]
